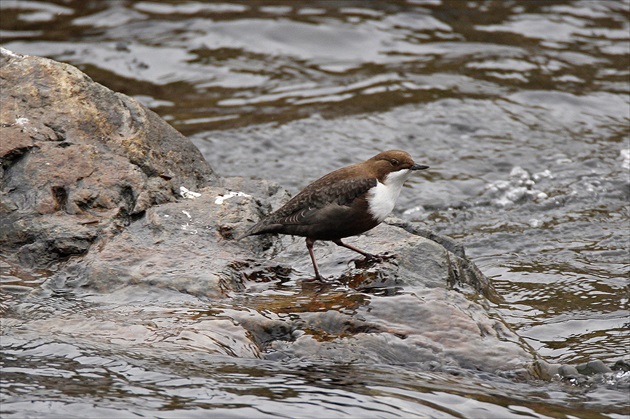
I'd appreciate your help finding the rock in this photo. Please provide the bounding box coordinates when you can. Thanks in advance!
[1,48,544,379]
[558,364,580,379]
[41,173,535,376]
[534,360,562,380]
[577,359,613,375]
[612,359,630,372]
[49,177,288,299]
[0,47,215,269]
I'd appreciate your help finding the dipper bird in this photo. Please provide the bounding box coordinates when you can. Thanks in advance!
[240,150,429,280]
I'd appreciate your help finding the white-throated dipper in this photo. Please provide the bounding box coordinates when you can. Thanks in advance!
[240,150,429,280]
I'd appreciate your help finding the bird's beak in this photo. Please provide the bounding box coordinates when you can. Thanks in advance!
[410,164,429,171]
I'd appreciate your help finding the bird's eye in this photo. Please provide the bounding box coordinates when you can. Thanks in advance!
[390,159,399,166]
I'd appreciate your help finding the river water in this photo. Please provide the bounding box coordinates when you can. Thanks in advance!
[1,0,628,418]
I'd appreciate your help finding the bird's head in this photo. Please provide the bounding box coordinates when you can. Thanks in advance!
[366,150,429,184]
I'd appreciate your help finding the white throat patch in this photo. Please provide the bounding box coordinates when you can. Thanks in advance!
[367,169,411,222]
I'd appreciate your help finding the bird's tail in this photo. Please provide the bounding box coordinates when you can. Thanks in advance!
[235,226,256,241]
[236,220,274,240]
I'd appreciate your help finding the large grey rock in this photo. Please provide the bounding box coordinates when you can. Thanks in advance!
[0,47,215,269]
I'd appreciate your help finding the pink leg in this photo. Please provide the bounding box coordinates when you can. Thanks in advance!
[332,239,384,259]
[306,238,323,280]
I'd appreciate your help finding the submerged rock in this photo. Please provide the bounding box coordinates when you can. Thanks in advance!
[1,48,547,379]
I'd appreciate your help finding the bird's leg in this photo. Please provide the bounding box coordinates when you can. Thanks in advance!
[305,238,323,281]
[332,239,390,261]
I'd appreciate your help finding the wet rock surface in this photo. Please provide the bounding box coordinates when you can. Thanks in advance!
[1,48,619,393]
[0,47,215,269]
[42,172,535,376]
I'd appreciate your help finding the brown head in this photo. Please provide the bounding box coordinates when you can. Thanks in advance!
[364,150,429,182]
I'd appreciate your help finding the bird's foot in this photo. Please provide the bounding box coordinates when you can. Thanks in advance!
[298,272,326,282]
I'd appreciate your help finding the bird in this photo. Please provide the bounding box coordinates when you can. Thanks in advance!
[239,150,429,280]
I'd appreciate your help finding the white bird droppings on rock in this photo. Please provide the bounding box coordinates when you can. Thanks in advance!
[215,191,251,205]
[180,186,201,199]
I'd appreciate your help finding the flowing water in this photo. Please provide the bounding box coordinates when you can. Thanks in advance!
[1,0,629,417]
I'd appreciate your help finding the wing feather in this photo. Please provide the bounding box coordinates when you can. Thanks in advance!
[241,177,376,237]
[272,177,376,223]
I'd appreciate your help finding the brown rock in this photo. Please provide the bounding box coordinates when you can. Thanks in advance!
[0,47,216,268]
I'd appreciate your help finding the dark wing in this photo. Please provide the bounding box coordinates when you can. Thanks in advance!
[274,177,377,220]
[241,177,376,237]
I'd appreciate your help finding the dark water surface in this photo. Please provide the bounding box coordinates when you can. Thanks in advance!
[1,0,629,417]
